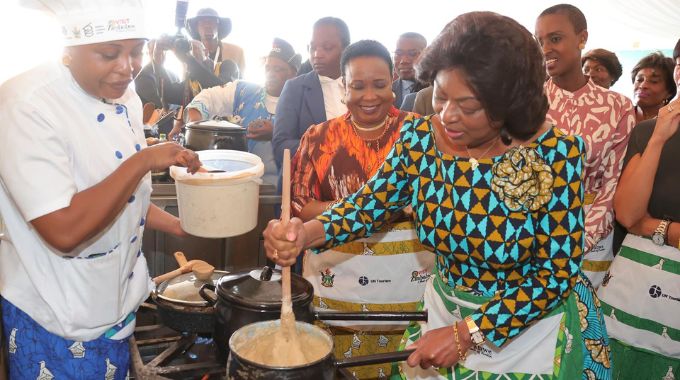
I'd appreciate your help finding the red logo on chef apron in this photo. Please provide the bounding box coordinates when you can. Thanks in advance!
[411,269,431,283]
[320,268,335,288]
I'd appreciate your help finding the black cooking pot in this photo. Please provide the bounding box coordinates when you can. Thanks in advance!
[198,267,427,363]
[226,320,415,380]
[184,120,247,151]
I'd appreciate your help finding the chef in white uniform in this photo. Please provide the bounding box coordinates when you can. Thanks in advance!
[0,1,201,378]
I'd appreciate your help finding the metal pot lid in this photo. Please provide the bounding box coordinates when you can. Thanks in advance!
[185,120,245,132]
[215,267,313,310]
[156,270,228,306]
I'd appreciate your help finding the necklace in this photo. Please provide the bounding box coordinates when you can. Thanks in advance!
[350,116,391,151]
[351,116,389,132]
[466,137,500,170]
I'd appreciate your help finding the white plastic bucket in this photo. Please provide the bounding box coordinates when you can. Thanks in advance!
[169,150,264,238]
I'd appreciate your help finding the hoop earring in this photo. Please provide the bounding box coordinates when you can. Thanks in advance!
[62,54,72,67]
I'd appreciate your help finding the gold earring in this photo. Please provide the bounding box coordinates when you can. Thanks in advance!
[62,54,72,66]
[578,43,585,50]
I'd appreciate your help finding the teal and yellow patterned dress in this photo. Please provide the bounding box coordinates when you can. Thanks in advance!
[315,115,612,379]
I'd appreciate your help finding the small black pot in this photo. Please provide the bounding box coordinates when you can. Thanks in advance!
[152,270,227,334]
[184,120,247,151]
[226,320,415,380]
[199,267,427,363]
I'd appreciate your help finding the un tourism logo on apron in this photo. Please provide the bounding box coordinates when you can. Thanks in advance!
[648,284,680,302]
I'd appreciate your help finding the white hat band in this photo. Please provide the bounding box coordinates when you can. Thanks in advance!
[58,7,146,46]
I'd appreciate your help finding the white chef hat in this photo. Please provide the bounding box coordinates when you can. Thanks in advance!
[21,0,147,46]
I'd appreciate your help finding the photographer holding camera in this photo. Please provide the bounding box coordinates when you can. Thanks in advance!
[186,8,245,77]
[143,32,239,109]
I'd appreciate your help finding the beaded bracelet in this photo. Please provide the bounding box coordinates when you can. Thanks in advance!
[452,322,467,362]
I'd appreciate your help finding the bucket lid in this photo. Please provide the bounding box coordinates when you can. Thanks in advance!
[185,120,245,132]
[215,267,313,310]
[169,149,264,184]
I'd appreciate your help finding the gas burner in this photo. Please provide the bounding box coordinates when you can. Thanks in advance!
[129,303,224,380]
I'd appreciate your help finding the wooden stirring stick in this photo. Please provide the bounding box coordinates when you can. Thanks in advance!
[280,148,295,330]
[272,149,307,364]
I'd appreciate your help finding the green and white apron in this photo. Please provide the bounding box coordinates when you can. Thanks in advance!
[597,234,680,379]
[304,220,435,379]
[394,273,609,380]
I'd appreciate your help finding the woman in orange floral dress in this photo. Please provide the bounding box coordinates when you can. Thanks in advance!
[290,40,434,379]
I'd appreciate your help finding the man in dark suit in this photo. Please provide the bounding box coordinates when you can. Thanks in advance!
[272,17,350,168]
[392,32,427,109]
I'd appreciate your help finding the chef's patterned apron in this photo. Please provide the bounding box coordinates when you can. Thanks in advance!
[2,299,131,380]
[597,234,680,379]
[393,272,611,380]
[304,220,435,379]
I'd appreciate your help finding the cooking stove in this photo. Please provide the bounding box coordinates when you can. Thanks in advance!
[129,303,224,380]
[130,303,358,380]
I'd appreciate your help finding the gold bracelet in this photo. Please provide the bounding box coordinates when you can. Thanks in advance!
[452,322,467,362]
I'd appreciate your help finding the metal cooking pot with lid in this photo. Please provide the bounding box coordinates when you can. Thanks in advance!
[198,267,428,363]
[184,119,247,151]
[152,270,228,334]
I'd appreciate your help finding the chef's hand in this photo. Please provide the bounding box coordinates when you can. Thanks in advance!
[246,119,273,141]
[142,142,202,174]
[263,217,306,267]
[405,321,471,369]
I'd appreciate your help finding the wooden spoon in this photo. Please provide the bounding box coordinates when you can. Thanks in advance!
[174,251,215,281]
[152,265,192,285]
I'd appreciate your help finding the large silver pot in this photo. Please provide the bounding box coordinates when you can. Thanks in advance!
[184,120,247,151]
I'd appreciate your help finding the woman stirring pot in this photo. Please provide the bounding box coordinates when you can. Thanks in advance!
[265,12,610,379]
[0,1,201,378]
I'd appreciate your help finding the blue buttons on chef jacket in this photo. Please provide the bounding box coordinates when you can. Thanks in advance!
[135,144,141,152]
[128,271,134,279]
[137,249,142,257]
[128,195,135,203]
[140,217,145,226]
[116,105,125,114]
[97,113,105,122]
[115,151,123,159]
[130,235,137,243]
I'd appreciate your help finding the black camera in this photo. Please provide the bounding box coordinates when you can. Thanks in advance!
[159,0,191,54]
[157,34,191,55]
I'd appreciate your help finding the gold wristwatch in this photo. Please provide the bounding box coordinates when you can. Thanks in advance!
[464,316,486,346]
